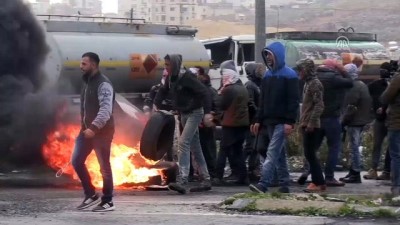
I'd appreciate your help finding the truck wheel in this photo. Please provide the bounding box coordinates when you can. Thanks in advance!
[140,111,176,161]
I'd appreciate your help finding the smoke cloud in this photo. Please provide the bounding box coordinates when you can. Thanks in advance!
[0,0,59,168]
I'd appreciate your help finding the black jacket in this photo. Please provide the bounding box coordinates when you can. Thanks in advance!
[144,83,173,112]
[245,79,260,123]
[154,54,211,114]
[81,72,115,137]
[368,79,389,121]
[316,66,353,118]
[155,70,211,114]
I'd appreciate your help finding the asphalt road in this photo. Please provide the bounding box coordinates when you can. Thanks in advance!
[0,182,399,225]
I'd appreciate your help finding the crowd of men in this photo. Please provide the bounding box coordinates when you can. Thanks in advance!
[140,43,400,197]
[73,43,400,212]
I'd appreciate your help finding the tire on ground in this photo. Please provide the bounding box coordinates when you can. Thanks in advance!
[140,111,176,161]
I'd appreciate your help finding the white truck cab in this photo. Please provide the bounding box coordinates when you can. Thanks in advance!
[201,35,257,89]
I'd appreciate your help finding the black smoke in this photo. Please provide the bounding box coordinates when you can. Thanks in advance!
[0,0,59,169]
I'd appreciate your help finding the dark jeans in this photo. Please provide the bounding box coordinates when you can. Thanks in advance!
[384,148,391,173]
[243,130,260,172]
[372,120,391,172]
[302,128,325,185]
[72,132,114,202]
[303,117,342,180]
[388,130,400,190]
[199,127,217,178]
[215,127,247,180]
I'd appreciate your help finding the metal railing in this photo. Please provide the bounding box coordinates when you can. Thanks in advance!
[36,14,146,24]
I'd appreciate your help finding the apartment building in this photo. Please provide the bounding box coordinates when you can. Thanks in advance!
[70,0,102,15]
[118,0,151,21]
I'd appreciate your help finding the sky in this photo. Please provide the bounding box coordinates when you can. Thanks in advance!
[29,0,118,13]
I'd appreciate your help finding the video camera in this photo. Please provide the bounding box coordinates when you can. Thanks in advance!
[389,60,399,75]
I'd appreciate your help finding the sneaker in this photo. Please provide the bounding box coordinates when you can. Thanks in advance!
[377,171,391,180]
[325,178,345,187]
[76,193,101,210]
[363,169,378,180]
[168,182,187,194]
[297,174,308,185]
[92,201,115,212]
[212,178,226,186]
[304,183,326,193]
[249,183,267,193]
[341,173,362,183]
[190,179,212,192]
[278,186,290,193]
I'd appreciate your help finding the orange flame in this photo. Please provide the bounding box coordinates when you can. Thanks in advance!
[42,124,160,188]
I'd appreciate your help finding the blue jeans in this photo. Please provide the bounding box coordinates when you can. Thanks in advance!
[72,132,113,202]
[347,126,364,172]
[258,124,289,191]
[388,130,400,192]
[178,108,210,183]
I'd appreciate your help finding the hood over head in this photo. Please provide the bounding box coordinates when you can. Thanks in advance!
[295,58,316,79]
[262,42,286,71]
[344,63,359,80]
[322,59,338,70]
[220,60,239,87]
[165,54,184,79]
[245,63,265,85]
[380,62,392,79]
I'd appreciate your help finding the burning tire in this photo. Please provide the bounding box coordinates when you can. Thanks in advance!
[140,111,175,161]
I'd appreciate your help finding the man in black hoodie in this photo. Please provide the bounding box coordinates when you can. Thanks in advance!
[197,68,218,179]
[243,63,265,181]
[155,54,213,194]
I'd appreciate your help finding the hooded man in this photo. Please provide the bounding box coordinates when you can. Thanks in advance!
[297,59,353,187]
[197,68,218,180]
[213,60,249,185]
[339,63,372,183]
[249,42,300,193]
[154,54,213,194]
[243,63,265,181]
[296,58,326,193]
[364,62,393,180]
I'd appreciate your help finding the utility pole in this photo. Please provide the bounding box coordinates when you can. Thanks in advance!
[255,0,266,63]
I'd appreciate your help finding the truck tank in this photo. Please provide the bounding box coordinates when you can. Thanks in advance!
[40,16,210,105]
[266,31,390,82]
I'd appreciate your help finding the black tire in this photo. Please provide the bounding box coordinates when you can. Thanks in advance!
[140,111,176,161]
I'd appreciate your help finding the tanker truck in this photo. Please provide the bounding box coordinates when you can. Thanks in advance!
[38,16,212,161]
[40,15,211,109]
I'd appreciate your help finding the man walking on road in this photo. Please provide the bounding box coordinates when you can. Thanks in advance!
[249,42,300,193]
[72,52,116,212]
[155,54,214,194]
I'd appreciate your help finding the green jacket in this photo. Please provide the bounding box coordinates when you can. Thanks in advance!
[342,79,373,126]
